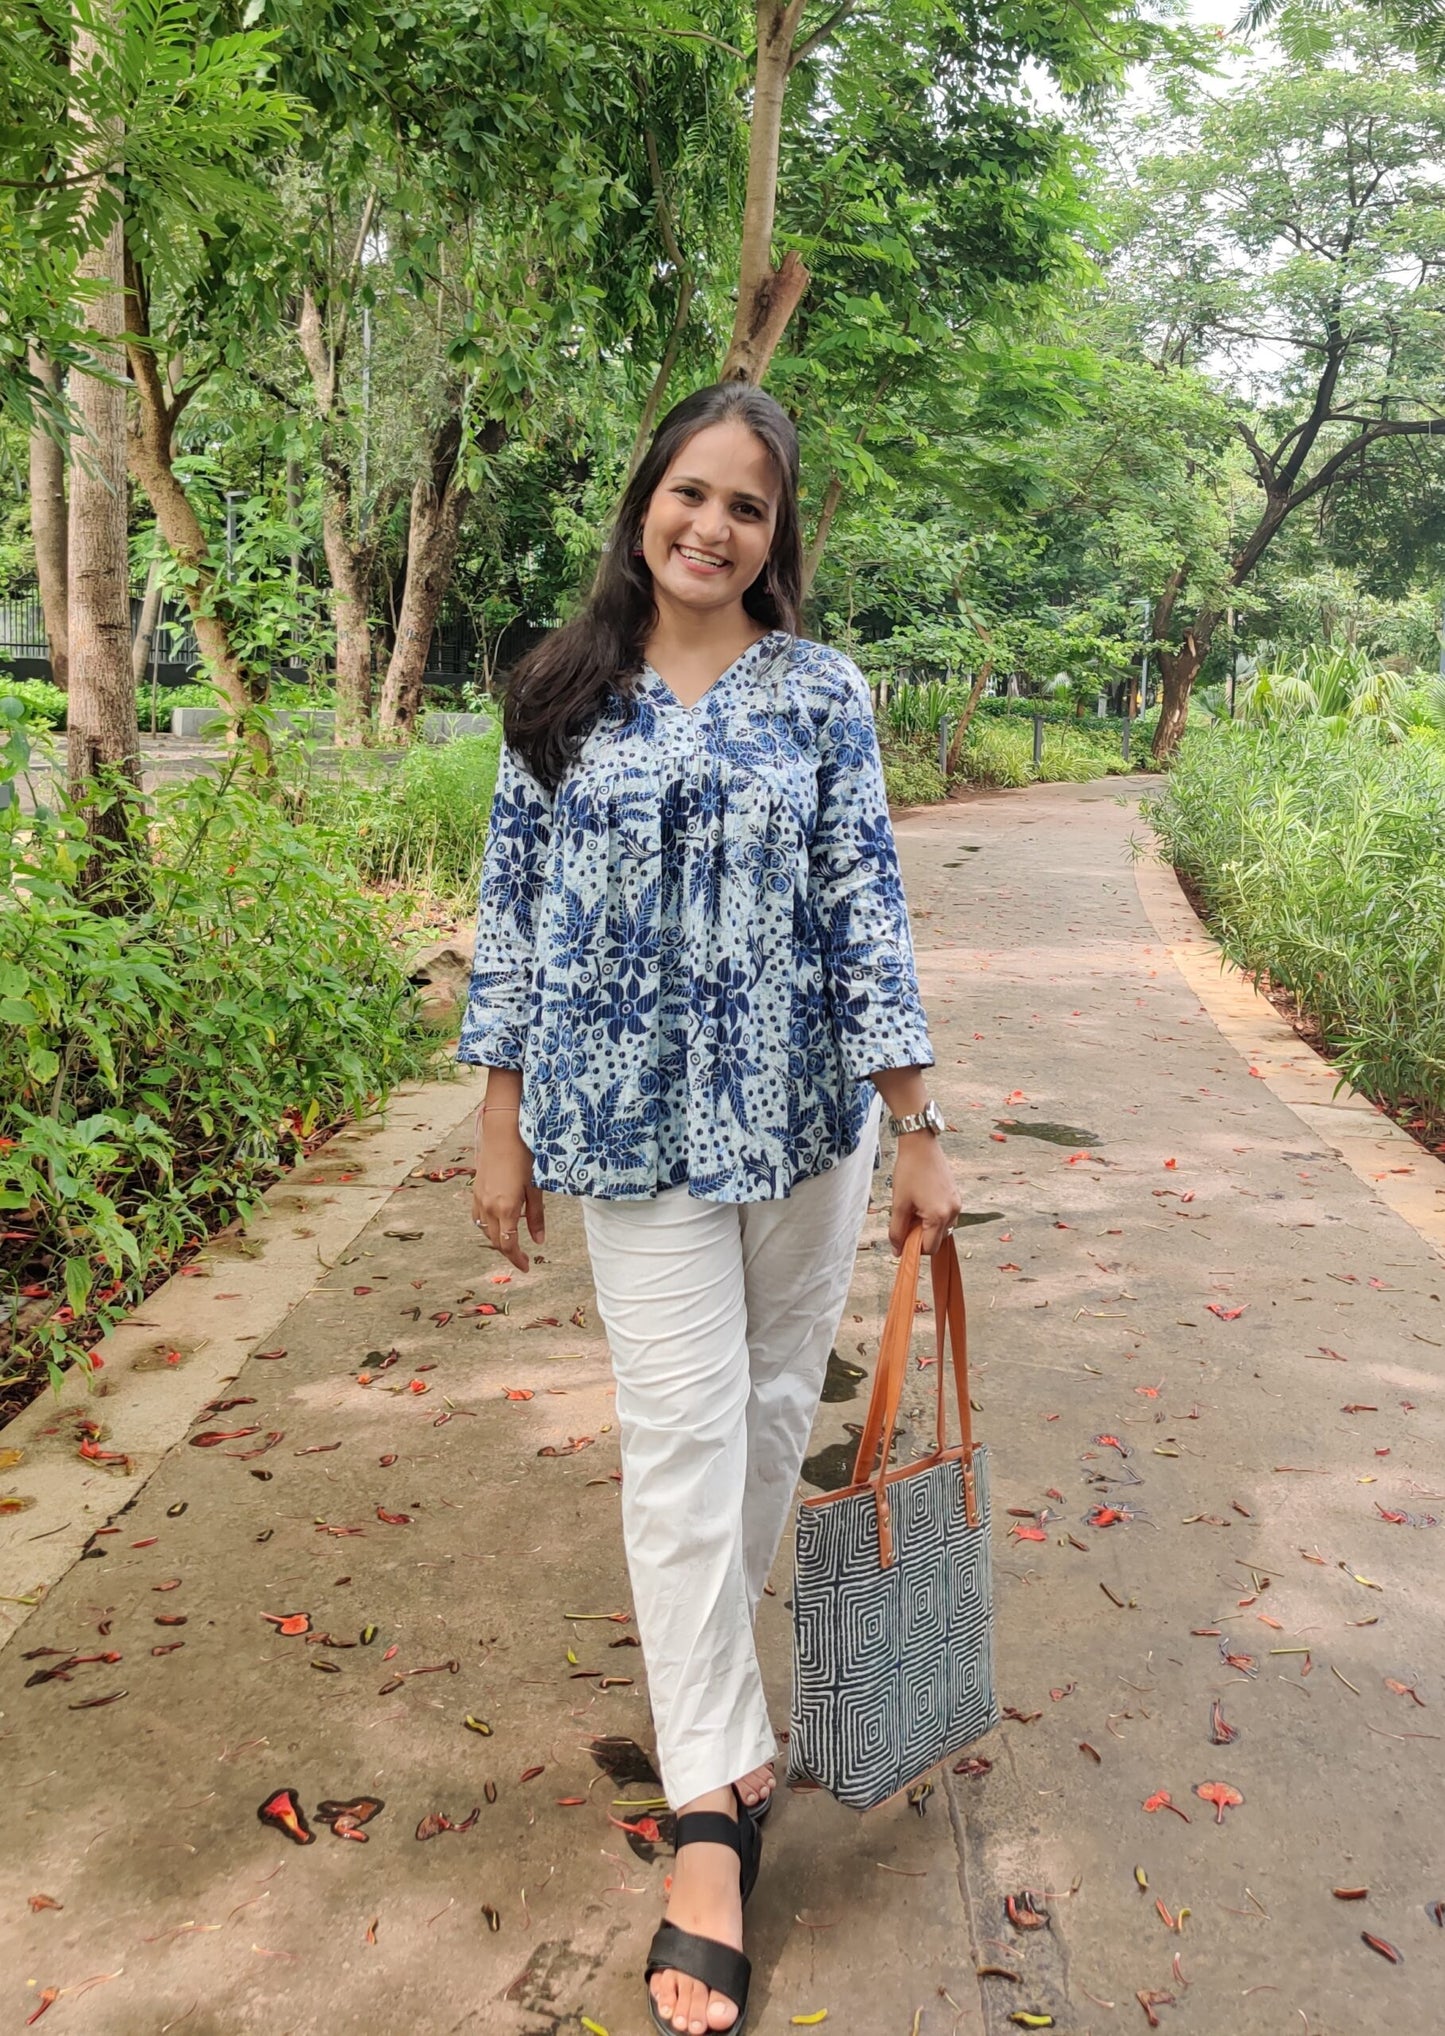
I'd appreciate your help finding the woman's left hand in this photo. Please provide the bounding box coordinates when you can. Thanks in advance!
[889,1131,964,1257]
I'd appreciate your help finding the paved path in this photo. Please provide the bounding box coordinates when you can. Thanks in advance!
[4,779,1444,2035]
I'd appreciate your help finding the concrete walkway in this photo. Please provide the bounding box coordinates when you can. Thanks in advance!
[4,778,1444,2035]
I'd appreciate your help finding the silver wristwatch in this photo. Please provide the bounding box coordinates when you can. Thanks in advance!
[887,1098,946,1138]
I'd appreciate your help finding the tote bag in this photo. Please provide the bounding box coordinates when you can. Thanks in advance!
[787,1222,997,1811]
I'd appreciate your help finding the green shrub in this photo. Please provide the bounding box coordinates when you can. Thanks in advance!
[296,729,502,904]
[1,676,68,727]
[1145,724,1445,1125]
[972,695,1116,731]
[2,677,348,736]
[1,760,437,1390]
[951,719,1034,787]
[140,679,339,717]
[882,739,946,806]
[946,717,1140,789]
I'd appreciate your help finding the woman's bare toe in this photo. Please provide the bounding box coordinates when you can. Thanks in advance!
[650,1970,736,2034]
[733,1760,775,1809]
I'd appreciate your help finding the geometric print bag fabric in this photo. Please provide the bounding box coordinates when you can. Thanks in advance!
[788,1225,997,1811]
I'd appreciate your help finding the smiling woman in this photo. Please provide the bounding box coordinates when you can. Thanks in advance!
[639,424,780,694]
[500,383,803,790]
[458,381,963,2036]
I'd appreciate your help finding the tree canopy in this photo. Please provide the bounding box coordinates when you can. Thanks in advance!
[5,0,1445,771]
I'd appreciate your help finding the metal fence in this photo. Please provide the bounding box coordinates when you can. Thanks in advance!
[1,588,204,680]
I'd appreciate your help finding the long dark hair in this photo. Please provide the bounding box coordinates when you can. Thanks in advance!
[503,382,803,790]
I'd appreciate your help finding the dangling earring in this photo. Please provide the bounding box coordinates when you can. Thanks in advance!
[631,543,644,556]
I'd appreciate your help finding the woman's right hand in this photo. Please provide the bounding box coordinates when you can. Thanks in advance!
[472,1111,545,1272]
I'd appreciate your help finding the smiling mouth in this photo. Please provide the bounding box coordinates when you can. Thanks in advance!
[674,545,730,570]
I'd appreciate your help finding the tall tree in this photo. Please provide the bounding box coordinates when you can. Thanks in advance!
[26,346,68,690]
[1113,14,1445,754]
[294,191,396,746]
[722,0,1161,387]
[65,5,139,839]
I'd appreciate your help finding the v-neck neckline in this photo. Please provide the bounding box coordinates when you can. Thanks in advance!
[643,630,789,713]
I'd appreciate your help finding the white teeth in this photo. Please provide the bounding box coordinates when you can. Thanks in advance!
[677,546,727,567]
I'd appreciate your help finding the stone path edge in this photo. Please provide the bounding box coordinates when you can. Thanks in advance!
[1133,842,1445,1261]
[0,1066,484,1653]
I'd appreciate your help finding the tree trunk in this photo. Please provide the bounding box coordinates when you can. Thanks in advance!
[27,346,69,692]
[377,416,471,742]
[721,1,812,384]
[629,277,695,476]
[801,472,844,598]
[944,661,995,774]
[66,21,139,851]
[298,280,385,747]
[130,552,163,685]
[320,486,377,746]
[1151,614,1218,762]
[124,247,270,770]
[628,129,697,475]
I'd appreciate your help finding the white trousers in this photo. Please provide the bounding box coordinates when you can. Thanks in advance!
[580,1094,883,1809]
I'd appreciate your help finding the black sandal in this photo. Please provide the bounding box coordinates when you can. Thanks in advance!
[644,1797,759,2035]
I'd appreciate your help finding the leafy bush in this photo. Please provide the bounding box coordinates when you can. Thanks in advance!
[1,675,67,727]
[951,719,1034,787]
[1,748,436,1390]
[879,680,1139,746]
[881,739,946,805]
[1,676,343,736]
[972,696,1117,731]
[143,679,339,715]
[1237,645,1410,735]
[295,729,502,904]
[950,717,1140,788]
[1145,724,1445,1126]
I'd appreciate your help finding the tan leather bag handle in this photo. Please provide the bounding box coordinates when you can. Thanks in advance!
[848,1222,978,1566]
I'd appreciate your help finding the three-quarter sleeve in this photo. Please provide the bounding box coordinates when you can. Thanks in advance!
[457,741,555,1069]
[806,657,935,1080]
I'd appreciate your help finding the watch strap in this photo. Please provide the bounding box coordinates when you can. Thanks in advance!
[887,1100,943,1137]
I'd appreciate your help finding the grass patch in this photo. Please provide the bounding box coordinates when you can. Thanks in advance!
[294,729,501,907]
[1144,724,1445,1132]
[883,717,1147,800]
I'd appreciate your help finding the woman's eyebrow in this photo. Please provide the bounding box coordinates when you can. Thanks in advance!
[671,472,772,510]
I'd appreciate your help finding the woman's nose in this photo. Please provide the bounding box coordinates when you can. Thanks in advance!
[690,501,730,544]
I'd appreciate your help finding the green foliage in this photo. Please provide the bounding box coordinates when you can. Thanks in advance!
[951,717,1139,788]
[294,729,501,904]
[1237,645,1412,736]
[2,676,67,727]
[1145,724,1445,1126]
[154,470,333,683]
[0,752,434,1391]
[882,680,959,741]
[2,675,340,731]
[1,0,299,433]
[877,703,1143,801]
[881,739,946,807]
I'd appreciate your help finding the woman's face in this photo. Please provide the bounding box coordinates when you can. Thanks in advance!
[639,420,780,619]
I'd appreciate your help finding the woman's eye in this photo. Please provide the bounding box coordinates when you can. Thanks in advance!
[734,502,762,518]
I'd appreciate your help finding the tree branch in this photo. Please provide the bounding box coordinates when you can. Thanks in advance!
[604,21,747,59]
[644,126,687,274]
[1286,416,1445,513]
[1232,418,1277,492]
[790,0,856,70]
[329,187,378,385]
[243,367,305,415]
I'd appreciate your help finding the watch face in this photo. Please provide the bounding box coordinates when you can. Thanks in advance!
[925,1100,946,1134]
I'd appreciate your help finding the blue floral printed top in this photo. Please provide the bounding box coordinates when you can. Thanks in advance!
[458,631,935,1201]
